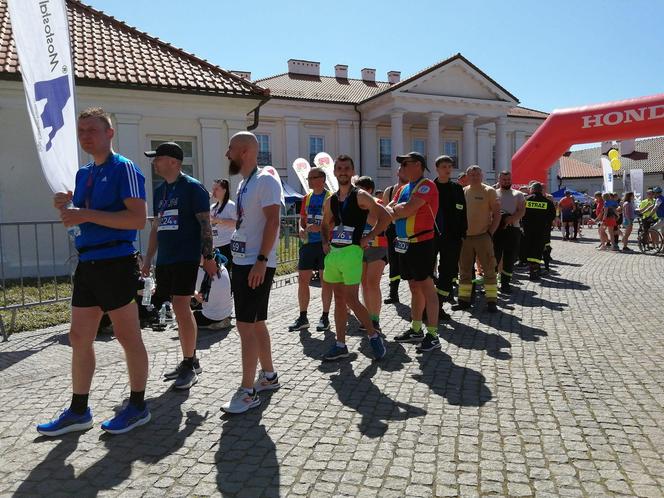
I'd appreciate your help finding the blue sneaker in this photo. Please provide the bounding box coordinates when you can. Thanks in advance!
[101,403,151,435]
[370,335,386,360]
[37,408,93,437]
[322,343,349,361]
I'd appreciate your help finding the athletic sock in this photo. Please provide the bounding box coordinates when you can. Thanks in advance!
[242,387,255,395]
[263,371,276,380]
[411,320,422,332]
[299,311,307,320]
[426,326,438,338]
[336,341,346,348]
[370,313,379,322]
[129,390,146,411]
[183,356,194,369]
[70,393,89,415]
[321,311,329,319]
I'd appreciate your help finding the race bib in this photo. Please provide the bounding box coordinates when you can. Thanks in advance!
[230,232,247,258]
[331,225,354,245]
[212,226,219,238]
[394,238,409,254]
[158,209,179,231]
[307,214,324,226]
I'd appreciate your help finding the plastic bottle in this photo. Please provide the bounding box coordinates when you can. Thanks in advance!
[158,303,167,326]
[163,301,173,322]
[142,277,154,306]
[65,202,81,240]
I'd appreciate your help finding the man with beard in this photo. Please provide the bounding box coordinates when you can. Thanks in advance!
[320,155,390,361]
[382,167,408,304]
[142,142,216,390]
[433,155,467,319]
[220,132,284,414]
[493,171,525,294]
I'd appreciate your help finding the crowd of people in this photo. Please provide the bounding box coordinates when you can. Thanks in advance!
[37,105,663,437]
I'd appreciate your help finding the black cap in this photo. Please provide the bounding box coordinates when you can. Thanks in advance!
[144,142,183,161]
[396,152,428,170]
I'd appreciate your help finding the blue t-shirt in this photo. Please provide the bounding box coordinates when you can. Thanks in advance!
[72,153,146,262]
[301,191,327,244]
[153,174,210,265]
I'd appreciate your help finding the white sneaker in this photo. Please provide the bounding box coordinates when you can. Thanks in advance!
[220,388,261,414]
[254,370,281,392]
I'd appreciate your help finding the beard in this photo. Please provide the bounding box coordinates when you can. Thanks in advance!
[501,183,512,190]
[228,159,241,175]
[337,175,350,186]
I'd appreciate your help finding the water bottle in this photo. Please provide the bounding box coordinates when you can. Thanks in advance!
[65,202,81,241]
[142,277,154,307]
[158,303,167,326]
[164,301,173,322]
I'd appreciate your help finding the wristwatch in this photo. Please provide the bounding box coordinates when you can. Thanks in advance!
[204,253,215,261]
[257,254,268,262]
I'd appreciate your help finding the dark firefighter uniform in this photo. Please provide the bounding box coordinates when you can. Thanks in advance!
[522,192,556,279]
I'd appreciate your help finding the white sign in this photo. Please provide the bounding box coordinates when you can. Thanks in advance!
[582,105,664,129]
[600,157,613,193]
[631,169,644,203]
[7,0,78,193]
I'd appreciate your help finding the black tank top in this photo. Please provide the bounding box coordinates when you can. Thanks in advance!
[330,187,368,246]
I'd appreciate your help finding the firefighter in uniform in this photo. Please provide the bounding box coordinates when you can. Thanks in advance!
[522,182,556,281]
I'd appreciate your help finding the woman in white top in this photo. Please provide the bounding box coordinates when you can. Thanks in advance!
[210,178,237,272]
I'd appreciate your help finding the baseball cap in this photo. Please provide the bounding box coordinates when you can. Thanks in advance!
[144,142,183,161]
[396,152,428,170]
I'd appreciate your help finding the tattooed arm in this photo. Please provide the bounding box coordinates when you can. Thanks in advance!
[196,211,216,277]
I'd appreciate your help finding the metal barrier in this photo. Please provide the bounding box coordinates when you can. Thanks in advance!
[0,215,303,340]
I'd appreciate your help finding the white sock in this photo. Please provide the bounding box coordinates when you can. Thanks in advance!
[336,341,346,348]
[264,371,276,380]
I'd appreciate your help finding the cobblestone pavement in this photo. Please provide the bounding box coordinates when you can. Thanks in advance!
[1,234,663,497]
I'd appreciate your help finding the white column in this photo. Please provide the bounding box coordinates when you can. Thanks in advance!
[361,121,378,180]
[495,116,509,173]
[514,130,527,154]
[352,120,360,167]
[337,119,353,157]
[476,127,492,175]
[115,113,145,199]
[462,114,477,168]
[427,112,442,168]
[284,117,301,192]
[390,110,404,178]
[199,118,225,189]
[226,118,248,197]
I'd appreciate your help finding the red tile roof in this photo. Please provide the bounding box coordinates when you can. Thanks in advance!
[559,157,603,178]
[0,0,267,99]
[564,137,664,176]
[256,54,547,119]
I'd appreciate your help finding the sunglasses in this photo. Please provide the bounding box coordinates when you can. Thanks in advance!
[307,175,326,180]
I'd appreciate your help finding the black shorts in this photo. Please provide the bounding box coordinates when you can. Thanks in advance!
[72,254,140,312]
[399,238,436,282]
[298,242,325,271]
[232,264,276,323]
[155,261,199,298]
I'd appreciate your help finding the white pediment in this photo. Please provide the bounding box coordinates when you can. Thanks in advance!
[398,59,516,103]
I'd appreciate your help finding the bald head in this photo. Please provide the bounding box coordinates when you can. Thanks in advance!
[230,131,259,151]
[227,131,259,176]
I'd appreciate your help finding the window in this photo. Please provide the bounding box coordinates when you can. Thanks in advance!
[379,138,392,168]
[412,139,426,156]
[444,140,458,168]
[256,134,271,166]
[150,139,196,195]
[309,136,325,164]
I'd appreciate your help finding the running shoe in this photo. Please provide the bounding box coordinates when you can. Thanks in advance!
[221,388,261,414]
[101,404,151,435]
[369,335,386,360]
[316,315,330,331]
[173,367,198,390]
[452,301,472,311]
[394,328,424,343]
[439,309,452,322]
[417,333,441,352]
[164,359,202,380]
[322,343,349,361]
[37,408,93,437]
[622,246,634,252]
[254,370,281,392]
[486,302,498,313]
[288,315,310,331]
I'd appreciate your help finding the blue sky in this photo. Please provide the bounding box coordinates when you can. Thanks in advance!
[87,0,663,114]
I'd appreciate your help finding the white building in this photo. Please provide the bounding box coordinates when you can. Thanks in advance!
[249,55,549,190]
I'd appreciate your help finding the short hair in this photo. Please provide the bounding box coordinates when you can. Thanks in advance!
[499,170,511,176]
[335,154,355,169]
[458,172,467,179]
[355,175,375,193]
[466,165,482,174]
[309,166,326,178]
[594,191,602,197]
[435,155,454,167]
[78,107,112,129]
[531,182,543,193]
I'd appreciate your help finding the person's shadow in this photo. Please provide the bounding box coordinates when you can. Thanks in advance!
[538,273,591,291]
[215,393,279,497]
[413,350,492,406]
[319,360,426,438]
[439,320,512,360]
[17,389,207,496]
[473,306,548,343]
[510,287,568,312]
[299,327,335,360]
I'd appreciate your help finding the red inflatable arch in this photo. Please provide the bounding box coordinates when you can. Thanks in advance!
[511,93,664,186]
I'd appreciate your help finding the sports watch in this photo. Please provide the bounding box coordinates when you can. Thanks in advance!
[257,254,268,262]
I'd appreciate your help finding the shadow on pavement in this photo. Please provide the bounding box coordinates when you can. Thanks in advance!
[16,389,206,496]
[413,350,492,406]
[474,307,548,343]
[318,360,426,438]
[439,321,512,360]
[216,393,279,497]
[299,327,335,360]
[538,273,591,291]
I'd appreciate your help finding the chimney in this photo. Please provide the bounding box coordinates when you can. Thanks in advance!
[335,64,348,79]
[361,68,376,83]
[231,70,251,80]
[388,71,401,84]
[287,59,320,77]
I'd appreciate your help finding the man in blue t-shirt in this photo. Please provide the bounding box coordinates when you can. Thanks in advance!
[142,142,215,391]
[38,107,150,437]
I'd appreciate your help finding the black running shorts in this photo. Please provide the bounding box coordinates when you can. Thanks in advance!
[232,264,276,323]
[399,238,436,282]
[155,262,199,297]
[71,254,140,312]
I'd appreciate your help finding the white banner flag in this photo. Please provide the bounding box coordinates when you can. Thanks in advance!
[7,0,78,193]
[600,157,613,193]
[631,169,644,203]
